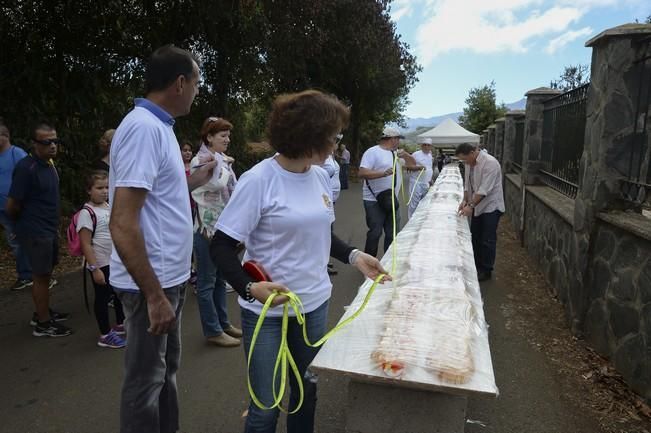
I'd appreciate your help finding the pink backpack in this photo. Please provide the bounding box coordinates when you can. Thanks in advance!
[67,205,97,256]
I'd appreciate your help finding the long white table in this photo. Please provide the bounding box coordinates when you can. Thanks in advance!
[311,166,497,433]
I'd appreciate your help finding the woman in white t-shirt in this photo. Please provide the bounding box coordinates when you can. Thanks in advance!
[191,117,242,347]
[77,170,126,348]
[211,90,390,433]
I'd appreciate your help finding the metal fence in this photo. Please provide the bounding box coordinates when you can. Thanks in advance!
[540,83,590,198]
[621,36,651,211]
[511,119,525,173]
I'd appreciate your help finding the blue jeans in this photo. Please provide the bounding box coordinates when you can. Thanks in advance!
[470,210,503,274]
[241,300,329,433]
[363,200,401,258]
[339,163,349,189]
[193,231,231,336]
[0,210,31,280]
[407,182,429,219]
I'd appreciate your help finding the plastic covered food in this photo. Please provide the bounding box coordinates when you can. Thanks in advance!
[311,166,498,396]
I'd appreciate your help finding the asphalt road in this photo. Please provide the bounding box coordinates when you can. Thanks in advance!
[0,181,605,433]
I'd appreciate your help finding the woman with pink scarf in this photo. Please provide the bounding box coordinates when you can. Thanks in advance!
[190,117,242,347]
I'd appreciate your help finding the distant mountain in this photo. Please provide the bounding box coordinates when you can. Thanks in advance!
[398,98,526,133]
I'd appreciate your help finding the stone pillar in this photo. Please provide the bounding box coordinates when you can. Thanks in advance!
[521,87,562,185]
[503,110,525,173]
[495,118,506,162]
[487,124,496,155]
[579,24,651,226]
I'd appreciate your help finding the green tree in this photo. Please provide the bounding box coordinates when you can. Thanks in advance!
[458,82,507,134]
[0,0,419,204]
[549,64,589,91]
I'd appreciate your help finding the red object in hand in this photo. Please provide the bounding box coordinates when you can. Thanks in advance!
[243,260,272,282]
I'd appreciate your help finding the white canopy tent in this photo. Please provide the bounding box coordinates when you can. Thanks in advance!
[417,118,480,148]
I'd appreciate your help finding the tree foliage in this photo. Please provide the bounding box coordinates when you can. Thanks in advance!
[0,0,419,206]
[458,82,507,134]
[550,64,590,91]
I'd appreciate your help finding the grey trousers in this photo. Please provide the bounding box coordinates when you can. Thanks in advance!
[117,284,186,433]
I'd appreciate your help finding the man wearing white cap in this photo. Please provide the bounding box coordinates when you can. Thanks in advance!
[358,126,417,257]
[406,137,438,219]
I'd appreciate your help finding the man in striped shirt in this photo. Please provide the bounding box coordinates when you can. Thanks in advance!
[456,143,505,282]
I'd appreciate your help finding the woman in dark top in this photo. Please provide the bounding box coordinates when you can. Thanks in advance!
[211,90,391,433]
[92,129,115,172]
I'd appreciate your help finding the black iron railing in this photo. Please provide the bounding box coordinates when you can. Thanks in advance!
[511,119,525,173]
[540,83,590,198]
[621,36,651,211]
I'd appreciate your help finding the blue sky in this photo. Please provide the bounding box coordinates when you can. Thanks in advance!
[392,0,649,118]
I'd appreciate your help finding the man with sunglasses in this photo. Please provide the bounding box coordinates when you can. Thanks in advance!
[6,123,71,337]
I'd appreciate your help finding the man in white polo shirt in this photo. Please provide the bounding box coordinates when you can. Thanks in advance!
[406,137,437,219]
[109,45,217,433]
[358,126,417,257]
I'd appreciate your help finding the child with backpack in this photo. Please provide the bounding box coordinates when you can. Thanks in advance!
[74,170,126,348]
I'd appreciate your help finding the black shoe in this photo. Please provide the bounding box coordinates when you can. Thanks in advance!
[32,319,72,337]
[477,271,492,282]
[327,263,338,275]
[30,309,70,326]
[9,279,33,291]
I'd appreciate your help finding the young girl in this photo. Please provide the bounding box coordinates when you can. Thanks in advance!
[181,140,194,174]
[78,170,126,348]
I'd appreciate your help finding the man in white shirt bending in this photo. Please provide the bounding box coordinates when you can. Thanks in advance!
[406,137,438,219]
[456,142,505,282]
[358,127,417,257]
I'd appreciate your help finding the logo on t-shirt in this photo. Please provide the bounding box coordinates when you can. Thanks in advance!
[322,193,333,209]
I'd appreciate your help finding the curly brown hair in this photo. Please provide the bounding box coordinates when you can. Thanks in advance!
[267,90,350,159]
[200,117,233,144]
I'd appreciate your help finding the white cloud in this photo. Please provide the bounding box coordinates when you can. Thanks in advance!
[545,26,593,53]
[392,5,413,21]
[391,0,415,21]
[409,0,616,65]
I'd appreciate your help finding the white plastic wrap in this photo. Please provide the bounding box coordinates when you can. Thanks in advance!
[311,166,498,396]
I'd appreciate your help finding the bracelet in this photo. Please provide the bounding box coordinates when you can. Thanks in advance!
[244,282,256,303]
[469,202,476,208]
[348,248,361,265]
[87,264,98,272]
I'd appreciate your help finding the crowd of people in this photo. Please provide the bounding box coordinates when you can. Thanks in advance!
[0,44,504,433]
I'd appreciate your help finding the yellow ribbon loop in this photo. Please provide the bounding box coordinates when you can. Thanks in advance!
[247,152,401,414]
[407,168,426,206]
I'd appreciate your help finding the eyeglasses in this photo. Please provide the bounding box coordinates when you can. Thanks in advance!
[207,117,222,123]
[34,138,62,145]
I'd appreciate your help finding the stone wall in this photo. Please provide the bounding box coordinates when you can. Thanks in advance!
[522,187,576,318]
[504,174,522,233]
[497,23,651,402]
[583,213,651,400]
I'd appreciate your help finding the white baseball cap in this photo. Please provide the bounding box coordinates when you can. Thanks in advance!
[418,137,433,145]
[381,126,404,139]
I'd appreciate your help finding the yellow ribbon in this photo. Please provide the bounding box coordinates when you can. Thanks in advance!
[247,152,401,413]
[407,168,426,206]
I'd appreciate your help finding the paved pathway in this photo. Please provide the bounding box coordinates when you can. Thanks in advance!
[0,181,611,433]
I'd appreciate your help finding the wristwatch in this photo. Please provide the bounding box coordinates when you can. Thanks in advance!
[87,264,98,272]
[468,202,476,209]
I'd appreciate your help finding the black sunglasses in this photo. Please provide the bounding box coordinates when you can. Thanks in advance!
[34,138,62,145]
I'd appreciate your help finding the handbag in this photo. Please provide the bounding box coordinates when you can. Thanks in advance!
[366,179,398,213]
